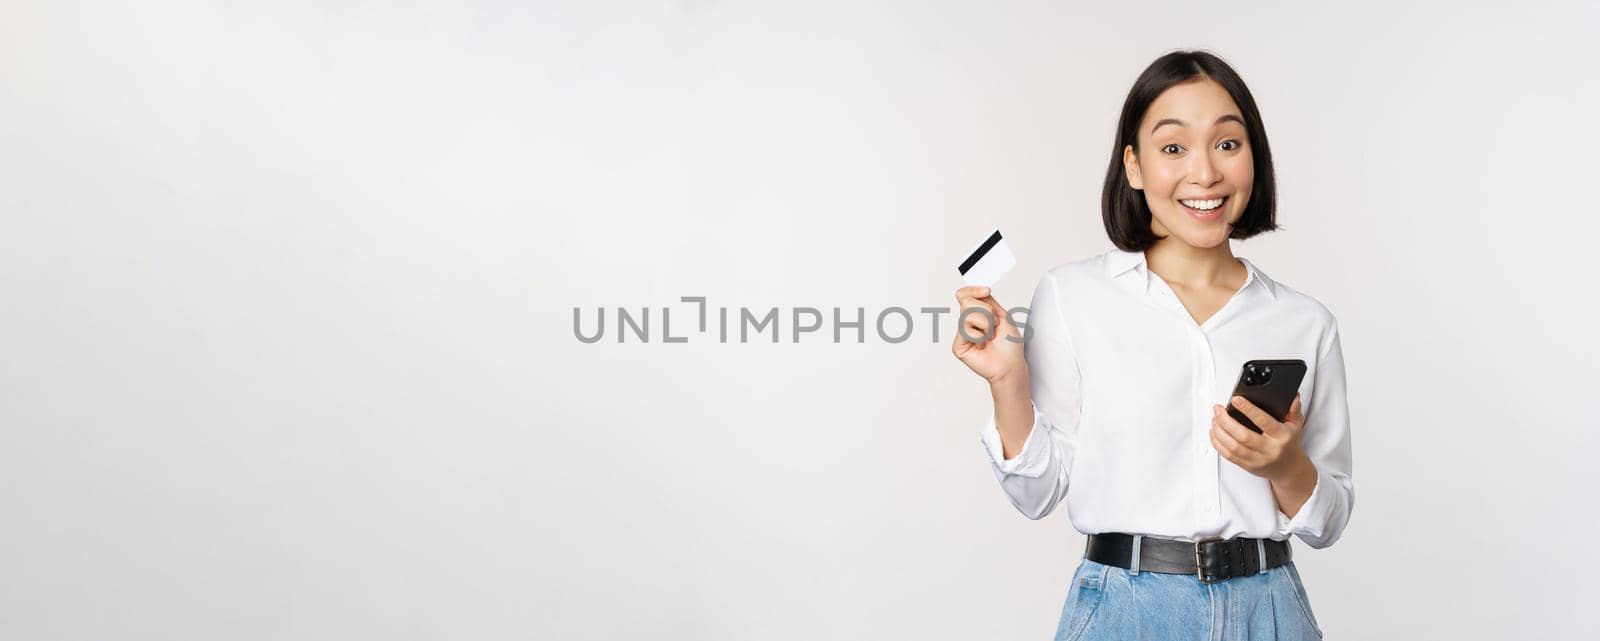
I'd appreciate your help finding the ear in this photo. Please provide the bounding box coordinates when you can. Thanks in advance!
[1122,144,1143,190]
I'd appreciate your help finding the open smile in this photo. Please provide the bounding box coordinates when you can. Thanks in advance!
[1179,195,1228,221]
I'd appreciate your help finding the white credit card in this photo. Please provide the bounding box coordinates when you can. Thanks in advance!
[958,228,1015,286]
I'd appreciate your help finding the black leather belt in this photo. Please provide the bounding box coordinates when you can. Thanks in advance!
[1085,533,1292,584]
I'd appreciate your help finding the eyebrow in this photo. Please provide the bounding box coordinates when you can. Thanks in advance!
[1151,114,1246,134]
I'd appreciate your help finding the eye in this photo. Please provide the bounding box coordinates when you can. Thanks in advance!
[1217,139,1241,151]
[1161,144,1183,155]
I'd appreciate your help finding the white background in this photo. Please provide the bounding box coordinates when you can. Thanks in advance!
[3,1,1597,639]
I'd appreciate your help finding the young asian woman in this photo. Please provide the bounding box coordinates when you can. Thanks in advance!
[952,50,1352,641]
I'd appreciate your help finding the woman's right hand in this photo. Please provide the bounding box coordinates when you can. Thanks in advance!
[951,285,1028,386]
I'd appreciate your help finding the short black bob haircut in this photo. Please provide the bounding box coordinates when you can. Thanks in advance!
[1101,50,1278,251]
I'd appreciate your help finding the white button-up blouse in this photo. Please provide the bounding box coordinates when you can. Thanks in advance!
[979,248,1354,549]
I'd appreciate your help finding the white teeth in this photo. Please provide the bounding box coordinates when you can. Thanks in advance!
[1180,197,1225,211]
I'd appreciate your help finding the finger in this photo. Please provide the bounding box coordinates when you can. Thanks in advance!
[955,287,1004,315]
[955,292,996,321]
[992,303,1020,337]
[1286,394,1303,425]
[955,285,991,301]
[954,293,990,320]
[1210,422,1247,463]
[959,305,994,337]
[954,293,986,313]
[1229,396,1282,435]
[1213,404,1265,452]
[960,294,998,322]
[953,290,989,323]
[954,291,999,314]
[956,307,996,344]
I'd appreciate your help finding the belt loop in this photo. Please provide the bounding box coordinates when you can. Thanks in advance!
[1256,538,1267,574]
[1129,535,1143,575]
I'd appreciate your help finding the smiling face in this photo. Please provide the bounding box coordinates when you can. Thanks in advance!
[1122,77,1254,249]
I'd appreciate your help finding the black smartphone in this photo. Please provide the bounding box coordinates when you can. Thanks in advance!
[1225,359,1307,433]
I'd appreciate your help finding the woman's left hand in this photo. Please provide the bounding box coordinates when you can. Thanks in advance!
[1210,393,1309,482]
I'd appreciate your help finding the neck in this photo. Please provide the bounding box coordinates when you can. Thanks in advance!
[1144,238,1242,290]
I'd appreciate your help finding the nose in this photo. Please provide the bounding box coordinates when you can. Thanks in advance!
[1190,151,1221,188]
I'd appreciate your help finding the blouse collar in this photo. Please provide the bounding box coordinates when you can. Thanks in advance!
[1103,248,1278,301]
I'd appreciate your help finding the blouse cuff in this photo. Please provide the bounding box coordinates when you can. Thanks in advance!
[979,404,1050,478]
[1277,466,1335,539]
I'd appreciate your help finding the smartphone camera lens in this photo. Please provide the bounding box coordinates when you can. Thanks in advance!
[1243,363,1274,386]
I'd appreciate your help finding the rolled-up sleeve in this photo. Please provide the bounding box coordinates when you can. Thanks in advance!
[977,271,1083,520]
[1276,322,1355,548]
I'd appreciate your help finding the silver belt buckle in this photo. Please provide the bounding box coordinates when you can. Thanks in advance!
[1193,536,1226,584]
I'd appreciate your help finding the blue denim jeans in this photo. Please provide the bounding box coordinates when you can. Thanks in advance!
[1054,556,1325,640]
